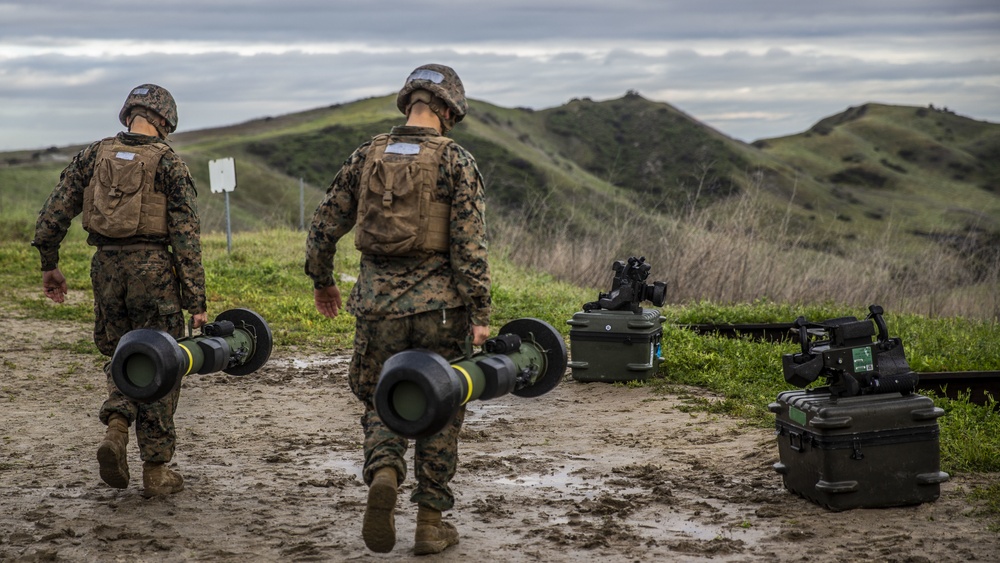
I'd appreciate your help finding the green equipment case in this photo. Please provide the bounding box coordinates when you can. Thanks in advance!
[566,308,665,382]
[769,389,949,511]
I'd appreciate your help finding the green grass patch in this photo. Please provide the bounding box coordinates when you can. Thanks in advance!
[44,339,102,357]
[968,481,1000,533]
[15,296,94,322]
[668,298,849,325]
[201,229,359,350]
[651,326,798,425]
[1,222,91,290]
[895,316,1000,372]
[490,260,594,331]
[934,391,1000,473]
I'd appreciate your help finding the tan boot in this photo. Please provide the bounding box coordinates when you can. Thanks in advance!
[141,461,184,498]
[414,505,459,555]
[362,467,398,553]
[96,414,129,489]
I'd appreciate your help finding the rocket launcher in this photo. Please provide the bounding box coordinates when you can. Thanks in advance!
[110,308,273,403]
[374,317,567,439]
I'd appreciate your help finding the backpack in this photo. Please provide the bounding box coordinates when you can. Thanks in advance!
[355,135,453,256]
[83,138,171,238]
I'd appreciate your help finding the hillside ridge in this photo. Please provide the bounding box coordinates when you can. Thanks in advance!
[3,94,998,276]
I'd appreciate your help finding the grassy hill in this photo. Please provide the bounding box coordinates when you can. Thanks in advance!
[755,103,1000,247]
[2,95,998,319]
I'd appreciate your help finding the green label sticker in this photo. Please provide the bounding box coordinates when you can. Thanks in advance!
[789,406,807,426]
[852,346,874,373]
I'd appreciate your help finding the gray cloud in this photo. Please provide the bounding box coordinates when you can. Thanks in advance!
[6,1,998,43]
[0,1,997,150]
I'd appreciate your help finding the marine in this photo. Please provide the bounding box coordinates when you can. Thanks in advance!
[32,83,207,498]
[305,64,492,555]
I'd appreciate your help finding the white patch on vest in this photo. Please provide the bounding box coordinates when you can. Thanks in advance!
[115,151,137,160]
[385,143,421,155]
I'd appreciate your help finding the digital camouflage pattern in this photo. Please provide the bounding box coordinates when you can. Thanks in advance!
[350,308,470,511]
[305,125,491,326]
[101,359,181,463]
[118,84,179,133]
[306,122,492,512]
[90,248,186,356]
[395,64,468,121]
[33,132,206,315]
[94,248,185,462]
[33,130,204,463]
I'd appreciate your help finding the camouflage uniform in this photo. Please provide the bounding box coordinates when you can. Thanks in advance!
[32,131,206,463]
[305,124,492,511]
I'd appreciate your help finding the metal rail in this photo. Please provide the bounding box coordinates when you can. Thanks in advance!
[916,371,998,405]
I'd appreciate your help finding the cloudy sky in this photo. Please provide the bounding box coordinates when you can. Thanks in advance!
[1,1,998,151]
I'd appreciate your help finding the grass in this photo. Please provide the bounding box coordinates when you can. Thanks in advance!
[491,170,1000,322]
[5,99,999,322]
[969,481,1000,533]
[200,229,357,349]
[3,225,998,527]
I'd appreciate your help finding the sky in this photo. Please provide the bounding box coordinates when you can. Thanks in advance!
[1,1,998,151]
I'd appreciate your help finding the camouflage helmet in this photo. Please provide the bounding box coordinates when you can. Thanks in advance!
[395,64,467,123]
[118,84,178,134]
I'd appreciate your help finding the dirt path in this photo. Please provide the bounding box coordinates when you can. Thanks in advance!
[1,312,997,562]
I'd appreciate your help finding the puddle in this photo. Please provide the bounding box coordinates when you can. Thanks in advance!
[653,494,770,542]
[493,468,596,490]
[313,455,363,480]
[270,356,350,371]
[659,516,768,542]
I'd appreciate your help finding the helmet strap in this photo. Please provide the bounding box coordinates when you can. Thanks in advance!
[128,107,170,139]
[434,107,456,134]
[406,89,455,134]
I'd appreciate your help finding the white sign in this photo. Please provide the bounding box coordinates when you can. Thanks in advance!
[208,157,237,193]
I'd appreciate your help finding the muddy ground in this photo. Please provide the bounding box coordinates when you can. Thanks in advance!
[1,304,998,562]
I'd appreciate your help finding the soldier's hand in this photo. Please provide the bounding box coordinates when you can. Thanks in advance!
[315,285,342,319]
[42,268,68,303]
[191,312,209,329]
[471,324,490,346]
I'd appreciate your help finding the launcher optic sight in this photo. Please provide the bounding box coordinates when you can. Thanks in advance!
[374,317,567,439]
[111,308,273,403]
[781,305,918,398]
[583,256,667,313]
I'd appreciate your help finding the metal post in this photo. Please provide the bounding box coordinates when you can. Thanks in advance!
[225,191,232,254]
[299,177,305,231]
[208,157,237,254]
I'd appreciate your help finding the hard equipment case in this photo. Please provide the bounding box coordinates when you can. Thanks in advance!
[566,308,665,382]
[769,388,949,511]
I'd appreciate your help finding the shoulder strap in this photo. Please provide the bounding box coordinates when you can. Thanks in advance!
[422,136,454,152]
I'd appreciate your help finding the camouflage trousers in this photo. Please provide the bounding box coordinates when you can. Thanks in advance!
[349,307,470,512]
[92,248,185,463]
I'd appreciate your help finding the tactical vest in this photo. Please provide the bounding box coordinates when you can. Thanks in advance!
[82,138,171,238]
[355,135,453,256]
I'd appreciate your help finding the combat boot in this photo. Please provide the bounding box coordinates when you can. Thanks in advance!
[141,461,184,498]
[96,414,129,489]
[362,467,398,552]
[414,505,459,555]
